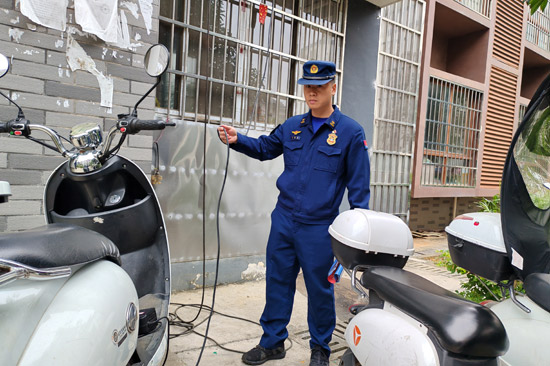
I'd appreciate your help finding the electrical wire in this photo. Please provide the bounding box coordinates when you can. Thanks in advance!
[167,302,294,355]
[167,3,276,363]
[193,128,229,365]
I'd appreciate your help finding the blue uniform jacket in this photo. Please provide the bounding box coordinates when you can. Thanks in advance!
[232,106,370,224]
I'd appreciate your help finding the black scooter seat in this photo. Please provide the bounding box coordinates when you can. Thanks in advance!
[361,266,509,358]
[0,223,120,269]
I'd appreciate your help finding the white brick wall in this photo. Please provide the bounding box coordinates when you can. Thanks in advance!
[0,0,160,232]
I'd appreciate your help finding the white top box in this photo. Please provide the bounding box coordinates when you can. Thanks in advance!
[329,209,414,257]
[445,212,506,253]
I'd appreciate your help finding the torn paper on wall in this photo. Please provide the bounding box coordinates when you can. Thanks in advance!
[20,0,68,31]
[74,0,118,43]
[110,9,142,51]
[66,35,113,108]
[138,0,153,35]
[121,1,140,19]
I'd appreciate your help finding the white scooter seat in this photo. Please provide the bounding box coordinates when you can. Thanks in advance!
[361,266,509,358]
[0,223,120,269]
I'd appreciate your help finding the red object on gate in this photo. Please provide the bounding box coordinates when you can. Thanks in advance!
[259,4,267,24]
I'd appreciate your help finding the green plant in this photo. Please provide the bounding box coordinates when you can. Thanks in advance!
[435,250,524,303]
[477,194,500,213]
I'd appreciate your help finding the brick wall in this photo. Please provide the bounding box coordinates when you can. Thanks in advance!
[409,196,482,231]
[0,0,159,232]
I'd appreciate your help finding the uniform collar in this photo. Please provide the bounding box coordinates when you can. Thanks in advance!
[300,105,341,129]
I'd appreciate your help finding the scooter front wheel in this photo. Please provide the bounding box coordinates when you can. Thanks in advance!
[339,348,361,366]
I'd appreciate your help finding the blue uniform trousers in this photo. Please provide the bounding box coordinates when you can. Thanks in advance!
[259,207,336,355]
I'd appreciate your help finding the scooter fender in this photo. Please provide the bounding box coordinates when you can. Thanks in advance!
[346,306,439,366]
[18,260,139,366]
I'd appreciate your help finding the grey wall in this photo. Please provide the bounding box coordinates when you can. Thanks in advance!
[341,0,380,146]
[0,0,159,232]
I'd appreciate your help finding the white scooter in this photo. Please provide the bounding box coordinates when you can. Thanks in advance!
[0,44,174,366]
[330,74,550,366]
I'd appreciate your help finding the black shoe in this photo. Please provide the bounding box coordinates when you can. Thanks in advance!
[242,345,286,365]
[309,346,329,366]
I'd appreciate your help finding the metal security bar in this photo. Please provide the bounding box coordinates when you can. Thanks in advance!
[421,77,483,187]
[157,0,346,132]
[453,0,491,18]
[370,0,425,220]
[527,5,550,52]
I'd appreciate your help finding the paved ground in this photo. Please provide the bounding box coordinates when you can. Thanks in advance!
[164,233,464,366]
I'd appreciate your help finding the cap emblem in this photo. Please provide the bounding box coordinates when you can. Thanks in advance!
[310,64,318,74]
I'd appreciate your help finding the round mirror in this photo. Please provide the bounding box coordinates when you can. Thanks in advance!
[0,54,9,79]
[144,44,170,77]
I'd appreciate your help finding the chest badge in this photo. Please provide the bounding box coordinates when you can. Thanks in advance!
[327,130,337,145]
[291,130,302,140]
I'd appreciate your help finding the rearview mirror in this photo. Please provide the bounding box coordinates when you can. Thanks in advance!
[0,54,9,79]
[144,44,170,77]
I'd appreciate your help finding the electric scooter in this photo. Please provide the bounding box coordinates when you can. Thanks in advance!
[330,74,550,365]
[0,44,174,366]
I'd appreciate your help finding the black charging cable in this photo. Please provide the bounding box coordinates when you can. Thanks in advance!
[193,128,229,365]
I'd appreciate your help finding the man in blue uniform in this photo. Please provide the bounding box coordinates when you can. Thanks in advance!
[218,61,370,366]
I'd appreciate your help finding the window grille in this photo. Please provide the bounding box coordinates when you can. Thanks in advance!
[527,4,550,52]
[421,77,483,187]
[453,0,491,18]
[156,0,346,131]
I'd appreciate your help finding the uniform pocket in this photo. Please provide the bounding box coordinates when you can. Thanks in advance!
[283,141,303,166]
[313,146,342,173]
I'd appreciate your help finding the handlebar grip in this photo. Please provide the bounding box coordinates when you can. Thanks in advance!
[132,119,167,131]
[0,122,8,133]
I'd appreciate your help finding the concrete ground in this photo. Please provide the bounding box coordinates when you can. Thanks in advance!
[164,233,464,366]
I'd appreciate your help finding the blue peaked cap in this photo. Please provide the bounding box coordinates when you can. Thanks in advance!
[298,60,336,85]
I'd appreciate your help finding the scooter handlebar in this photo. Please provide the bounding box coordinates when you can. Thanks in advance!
[132,119,167,131]
[118,117,176,134]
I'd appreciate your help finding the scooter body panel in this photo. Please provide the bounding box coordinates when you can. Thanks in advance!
[490,296,550,366]
[44,156,171,365]
[0,277,68,366]
[346,305,439,366]
[18,260,138,366]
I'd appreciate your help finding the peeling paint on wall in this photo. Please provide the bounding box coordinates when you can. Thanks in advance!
[66,35,113,108]
[20,0,68,31]
[8,28,24,43]
[241,262,266,281]
[74,0,118,43]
